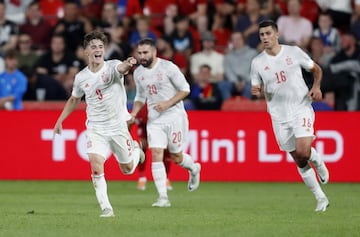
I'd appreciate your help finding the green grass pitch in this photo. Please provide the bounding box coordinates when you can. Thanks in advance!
[0,181,359,237]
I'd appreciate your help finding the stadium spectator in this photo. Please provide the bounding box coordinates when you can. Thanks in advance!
[224,31,258,99]
[266,0,322,22]
[351,0,360,42]
[22,66,68,101]
[109,0,142,32]
[53,0,92,52]
[143,0,177,33]
[131,38,201,207]
[77,0,103,26]
[129,16,158,48]
[0,49,27,110]
[189,64,224,110]
[97,1,120,34]
[190,31,229,98]
[0,1,19,56]
[175,0,207,25]
[305,37,335,110]
[235,0,269,49]
[211,9,233,53]
[272,0,288,17]
[322,32,360,111]
[213,0,237,20]
[4,0,32,24]
[35,33,84,95]
[316,0,353,32]
[163,3,179,37]
[168,15,195,61]
[308,36,334,69]
[251,20,330,212]
[19,1,53,54]
[16,32,40,70]
[190,31,224,82]
[312,11,342,55]
[156,35,188,76]
[236,0,278,19]
[104,23,132,61]
[276,0,313,50]
[191,14,208,52]
[53,30,144,218]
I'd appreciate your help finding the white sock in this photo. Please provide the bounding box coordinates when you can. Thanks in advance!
[138,177,147,182]
[309,147,322,167]
[152,162,167,198]
[92,173,112,211]
[179,153,196,173]
[126,143,140,175]
[297,164,326,200]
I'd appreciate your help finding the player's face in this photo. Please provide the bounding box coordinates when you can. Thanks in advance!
[136,44,155,68]
[85,39,105,64]
[259,26,279,49]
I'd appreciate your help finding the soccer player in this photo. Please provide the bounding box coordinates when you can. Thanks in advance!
[53,31,145,218]
[130,38,201,207]
[250,20,330,212]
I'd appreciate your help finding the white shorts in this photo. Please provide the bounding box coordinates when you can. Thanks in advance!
[272,106,315,152]
[86,128,135,164]
[147,115,188,153]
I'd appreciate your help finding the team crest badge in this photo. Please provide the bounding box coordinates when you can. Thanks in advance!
[285,56,293,65]
[157,72,163,81]
[101,72,110,83]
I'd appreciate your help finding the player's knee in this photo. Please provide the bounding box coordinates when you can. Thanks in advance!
[120,163,133,175]
[170,152,182,164]
[295,157,309,168]
[297,149,311,161]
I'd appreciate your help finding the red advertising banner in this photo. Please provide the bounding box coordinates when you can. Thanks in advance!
[1,110,358,182]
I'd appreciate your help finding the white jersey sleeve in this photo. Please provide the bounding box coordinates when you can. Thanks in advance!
[250,53,264,87]
[295,46,314,71]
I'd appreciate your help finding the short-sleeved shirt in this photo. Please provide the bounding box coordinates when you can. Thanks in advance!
[0,20,18,47]
[250,45,314,123]
[36,51,83,76]
[0,69,27,110]
[72,60,131,135]
[133,58,190,123]
[190,50,224,82]
[277,16,313,45]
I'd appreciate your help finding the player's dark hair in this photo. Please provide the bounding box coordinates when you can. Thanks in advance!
[83,31,108,48]
[199,64,212,72]
[259,20,278,32]
[137,38,156,48]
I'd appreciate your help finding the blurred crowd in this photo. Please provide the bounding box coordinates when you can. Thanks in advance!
[0,0,360,111]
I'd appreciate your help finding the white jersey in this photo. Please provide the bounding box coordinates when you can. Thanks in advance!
[72,60,131,134]
[133,58,190,123]
[250,45,314,122]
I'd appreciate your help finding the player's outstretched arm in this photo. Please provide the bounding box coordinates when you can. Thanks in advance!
[117,57,137,75]
[53,96,82,137]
